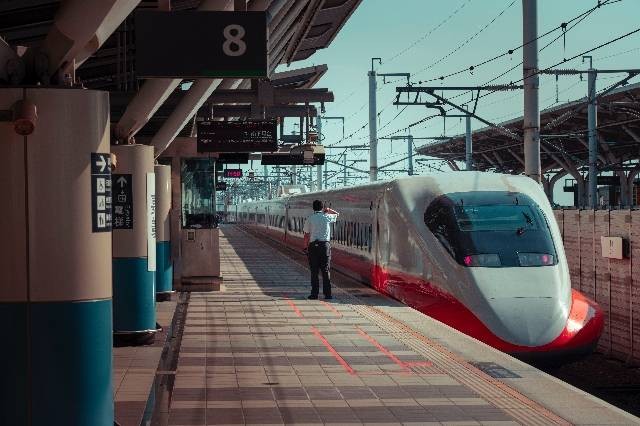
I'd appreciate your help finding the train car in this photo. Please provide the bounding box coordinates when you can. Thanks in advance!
[236,172,604,361]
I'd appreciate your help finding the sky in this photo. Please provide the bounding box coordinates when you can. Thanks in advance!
[271,0,640,204]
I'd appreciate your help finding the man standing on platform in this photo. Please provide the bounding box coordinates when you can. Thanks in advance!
[303,200,339,300]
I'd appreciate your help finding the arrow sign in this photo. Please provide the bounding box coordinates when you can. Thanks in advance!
[95,155,108,173]
[117,176,128,188]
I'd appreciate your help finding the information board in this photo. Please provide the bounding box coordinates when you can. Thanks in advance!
[91,153,112,233]
[147,173,156,272]
[216,181,228,191]
[136,11,267,78]
[112,174,133,229]
[197,120,278,153]
[217,153,249,164]
[223,169,243,178]
[261,153,325,166]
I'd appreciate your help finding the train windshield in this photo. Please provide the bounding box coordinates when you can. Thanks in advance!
[454,205,540,232]
[425,192,557,267]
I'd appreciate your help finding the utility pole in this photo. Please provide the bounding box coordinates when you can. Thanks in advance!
[343,152,347,186]
[263,164,269,199]
[368,58,380,182]
[522,0,541,182]
[291,165,297,184]
[585,56,598,208]
[465,113,473,171]
[368,58,410,182]
[407,134,414,176]
[316,117,323,191]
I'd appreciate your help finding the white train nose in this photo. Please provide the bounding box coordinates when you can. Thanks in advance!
[485,297,567,347]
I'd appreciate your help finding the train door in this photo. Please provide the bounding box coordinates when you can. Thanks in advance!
[373,193,390,290]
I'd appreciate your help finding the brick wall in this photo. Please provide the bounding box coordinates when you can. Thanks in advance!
[555,209,639,363]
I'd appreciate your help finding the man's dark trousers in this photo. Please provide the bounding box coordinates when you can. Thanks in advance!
[308,241,331,297]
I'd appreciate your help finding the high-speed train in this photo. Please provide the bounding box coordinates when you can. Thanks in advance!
[235,172,604,360]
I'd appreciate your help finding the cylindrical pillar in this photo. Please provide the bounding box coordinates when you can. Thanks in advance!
[0,88,113,424]
[155,164,173,301]
[408,135,414,175]
[112,144,157,345]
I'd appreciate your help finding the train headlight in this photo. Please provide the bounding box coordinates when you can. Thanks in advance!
[517,253,555,267]
[463,254,501,267]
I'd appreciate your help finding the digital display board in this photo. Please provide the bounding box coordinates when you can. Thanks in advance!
[217,153,249,164]
[224,169,243,178]
[261,153,325,166]
[216,182,227,191]
[197,120,278,153]
[136,11,267,78]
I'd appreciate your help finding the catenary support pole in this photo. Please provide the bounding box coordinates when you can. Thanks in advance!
[316,116,323,190]
[465,115,473,170]
[407,134,414,176]
[368,59,380,182]
[522,0,541,182]
[587,63,598,208]
[343,152,348,186]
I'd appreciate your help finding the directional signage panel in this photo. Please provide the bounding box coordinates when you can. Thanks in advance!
[136,11,267,78]
[216,182,228,191]
[91,153,112,233]
[223,169,243,178]
[197,120,278,153]
[112,174,133,230]
[218,153,249,164]
[261,153,325,166]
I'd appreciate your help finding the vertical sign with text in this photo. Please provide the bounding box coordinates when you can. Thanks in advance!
[112,174,133,229]
[147,173,156,272]
[91,153,112,232]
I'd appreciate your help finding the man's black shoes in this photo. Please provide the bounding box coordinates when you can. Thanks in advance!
[324,295,333,300]
[307,295,318,300]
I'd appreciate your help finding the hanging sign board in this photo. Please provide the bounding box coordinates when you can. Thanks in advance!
[261,153,325,166]
[135,10,268,78]
[216,181,228,191]
[197,120,278,153]
[218,153,250,164]
[112,174,134,229]
[90,153,112,233]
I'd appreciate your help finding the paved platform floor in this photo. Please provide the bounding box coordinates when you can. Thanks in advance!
[114,298,176,426]
[164,226,639,425]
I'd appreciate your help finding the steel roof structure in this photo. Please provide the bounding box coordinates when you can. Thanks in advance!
[416,82,640,204]
[0,0,362,152]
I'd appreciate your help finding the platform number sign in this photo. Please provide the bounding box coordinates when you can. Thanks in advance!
[112,174,133,229]
[91,153,112,233]
[135,11,267,78]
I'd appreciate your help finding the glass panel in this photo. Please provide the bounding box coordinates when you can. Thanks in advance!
[181,158,219,229]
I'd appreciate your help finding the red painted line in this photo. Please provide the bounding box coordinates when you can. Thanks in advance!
[283,296,304,318]
[320,300,343,317]
[311,326,356,375]
[356,327,411,372]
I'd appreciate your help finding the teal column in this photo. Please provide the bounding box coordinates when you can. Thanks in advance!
[0,88,113,424]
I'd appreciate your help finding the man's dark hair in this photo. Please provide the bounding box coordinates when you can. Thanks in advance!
[313,200,323,211]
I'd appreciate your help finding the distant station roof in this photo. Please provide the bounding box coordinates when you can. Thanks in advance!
[416,82,640,175]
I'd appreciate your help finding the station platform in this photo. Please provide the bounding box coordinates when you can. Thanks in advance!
[160,226,638,425]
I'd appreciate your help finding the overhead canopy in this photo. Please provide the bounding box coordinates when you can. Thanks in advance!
[0,1,361,145]
[416,82,640,175]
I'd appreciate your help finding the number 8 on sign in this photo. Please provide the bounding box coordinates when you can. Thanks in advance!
[223,24,247,57]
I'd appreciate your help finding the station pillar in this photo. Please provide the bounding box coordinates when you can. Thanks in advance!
[0,88,113,424]
[111,144,157,345]
[155,164,173,301]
